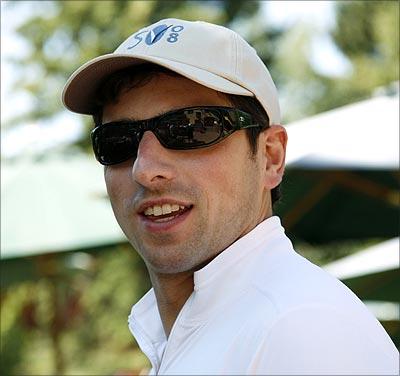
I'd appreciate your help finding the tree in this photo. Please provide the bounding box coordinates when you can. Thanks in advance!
[332,1,399,92]
[277,0,399,120]
[4,1,398,136]
[4,0,267,150]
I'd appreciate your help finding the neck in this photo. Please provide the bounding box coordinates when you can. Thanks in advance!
[148,270,194,337]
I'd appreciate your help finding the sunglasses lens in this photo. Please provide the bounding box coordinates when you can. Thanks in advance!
[92,124,139,165]
[157,109,223,148]
[91,107,251,165]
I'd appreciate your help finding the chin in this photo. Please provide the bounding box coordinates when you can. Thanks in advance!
[147,260,195,275]
[133,236,215,275]
[139,248,195,274]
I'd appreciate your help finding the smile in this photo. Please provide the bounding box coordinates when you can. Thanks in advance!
[144,203,186,217]
[139,201,193,228]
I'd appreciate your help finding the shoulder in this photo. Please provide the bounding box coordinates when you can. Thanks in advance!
[251,246,368,314]
[247,257,394,355]
[249,303,399,375]
[244,248,399,373]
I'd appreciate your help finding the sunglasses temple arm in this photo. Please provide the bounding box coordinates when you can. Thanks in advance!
[242,123,261,129]
[232,109,260,130]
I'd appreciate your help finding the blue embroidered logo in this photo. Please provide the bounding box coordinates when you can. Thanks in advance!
[145,24,171,45]
[127,24,184,49]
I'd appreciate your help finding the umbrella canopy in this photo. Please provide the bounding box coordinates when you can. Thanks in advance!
[1,151,126,260]
[278,94,400,243]
[323,237,399,281]
[285,95,399,169]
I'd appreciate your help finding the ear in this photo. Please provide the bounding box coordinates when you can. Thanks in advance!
[259,125,287,189]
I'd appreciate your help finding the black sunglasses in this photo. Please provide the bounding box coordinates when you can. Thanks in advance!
[91,106,260,165]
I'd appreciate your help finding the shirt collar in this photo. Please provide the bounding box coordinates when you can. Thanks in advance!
[193,215,284,291]
[128,215,287,369]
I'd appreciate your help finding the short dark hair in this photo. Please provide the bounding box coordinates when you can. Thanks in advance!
[91,64,281,206]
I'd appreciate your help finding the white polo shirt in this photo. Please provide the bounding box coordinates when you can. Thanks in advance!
[128,216,399,375]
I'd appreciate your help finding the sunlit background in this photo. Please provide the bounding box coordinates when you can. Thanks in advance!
[1,1,399,375]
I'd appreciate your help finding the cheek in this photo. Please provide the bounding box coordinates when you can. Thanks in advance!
[104,166,133,211]
[192,153,243,211]
[104,167,119,197]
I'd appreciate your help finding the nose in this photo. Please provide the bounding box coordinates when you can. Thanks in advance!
[132,131,178,188]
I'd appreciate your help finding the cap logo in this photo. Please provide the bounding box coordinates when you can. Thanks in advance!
[127,24,184,49]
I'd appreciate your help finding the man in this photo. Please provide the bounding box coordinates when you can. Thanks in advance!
[63,19,399,375]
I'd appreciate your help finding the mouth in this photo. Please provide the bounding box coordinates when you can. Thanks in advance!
[138,201,193,231]
[142,203,192,221]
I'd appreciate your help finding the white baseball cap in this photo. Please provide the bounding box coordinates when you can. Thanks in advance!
[62,18,281,124]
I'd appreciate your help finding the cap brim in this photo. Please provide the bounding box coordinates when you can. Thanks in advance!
[62,53,253,115]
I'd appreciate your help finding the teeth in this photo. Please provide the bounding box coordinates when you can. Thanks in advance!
[144,203,187,216]
[144,207,153,216]
[162,204,172,214]
[153,205,162,216]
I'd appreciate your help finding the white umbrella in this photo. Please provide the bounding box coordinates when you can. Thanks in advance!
[279,94,399,241]
[285,94,399,169]
[324,238,399,279]
[1,151,125,259]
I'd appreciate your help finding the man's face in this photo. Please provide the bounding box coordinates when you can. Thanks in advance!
[102,73,273,274]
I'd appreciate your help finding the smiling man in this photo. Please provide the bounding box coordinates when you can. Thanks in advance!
[63,19,398,375]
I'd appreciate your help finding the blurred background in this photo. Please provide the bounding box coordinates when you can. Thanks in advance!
[1,1,399,375]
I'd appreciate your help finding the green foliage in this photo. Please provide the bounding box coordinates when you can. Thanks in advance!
[272,1,399,122]
[5,0,399,132]
[331,1,399,94]
[334,1,397,58]
[273,23,324,121]
[1,245,151,374]
[1,324,26,375]
[2,2,399,371]
[0,284,29,375]
[5,0,263,151]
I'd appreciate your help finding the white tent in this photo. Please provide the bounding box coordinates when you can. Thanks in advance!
[285,94,399,169]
